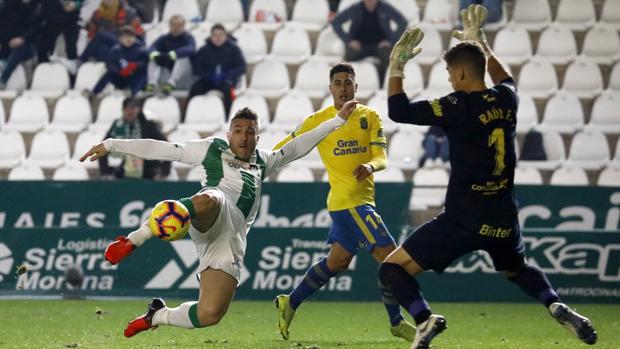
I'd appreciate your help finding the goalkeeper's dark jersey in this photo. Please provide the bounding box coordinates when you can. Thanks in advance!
[388,79,519,227]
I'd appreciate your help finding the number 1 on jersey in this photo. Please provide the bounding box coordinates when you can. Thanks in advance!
[489,128,505,176]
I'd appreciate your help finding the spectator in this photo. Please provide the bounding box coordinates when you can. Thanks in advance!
[189,23,246,116]
[0,0,40,89]
[327,0,341,22]
[127,0,155,23]
[92,25,148,96]
[420,126,449,168]
[99,97,171,180]
[520,129,546,161]
[36,0,82,75]
[459,0,503,24]
[146,15,195,95]
[80,0,144,63]
[332,0,407,82]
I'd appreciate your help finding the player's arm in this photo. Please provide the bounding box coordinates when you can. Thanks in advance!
[265,100,357,174]
[79,138,208,165]
[272,115,319,151]
[354,112,388,182]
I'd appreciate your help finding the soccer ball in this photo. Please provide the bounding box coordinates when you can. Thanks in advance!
[149,200,191,241]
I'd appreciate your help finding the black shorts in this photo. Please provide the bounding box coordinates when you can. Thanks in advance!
[402,213,526,273]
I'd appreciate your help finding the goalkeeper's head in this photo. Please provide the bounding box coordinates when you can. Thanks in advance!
[443,41,486,92]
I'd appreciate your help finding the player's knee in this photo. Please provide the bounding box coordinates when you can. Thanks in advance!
[192,192,222,216]
[326,257,350,273]
[378,262,401,287]
[197,304,227,326]
[502,262,528,279]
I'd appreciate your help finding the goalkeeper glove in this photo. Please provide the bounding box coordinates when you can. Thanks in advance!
[452,4,488,44]
[388,27,424,79]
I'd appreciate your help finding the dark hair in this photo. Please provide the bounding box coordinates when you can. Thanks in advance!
[230,107,259,126]
[329,62,356,81]
[443,41,486,80]
[211,23,226,34]
[122,97,141,109]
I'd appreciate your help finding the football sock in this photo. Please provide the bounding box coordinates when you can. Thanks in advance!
[378,279,405,326]
[179,197,197,219]
[507,265,560,307]
[379,263,431,325]
[289,257,336,310]
[127,222,152,247]
[152,301,199,329]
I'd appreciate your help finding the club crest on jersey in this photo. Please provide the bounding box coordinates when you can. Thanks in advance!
[226,158,258,171]
[360,116,368,129]
[447,95,458,104]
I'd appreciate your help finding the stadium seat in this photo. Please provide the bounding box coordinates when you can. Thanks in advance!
[421,0,454,31]
[166,168,179,181]
[271,91,314,132]
[205,0,244,31]
[257,129,288,150]
[0,130,26,169]
[0,64,27,98]
[246,0,287,31]
[28,129,70,169]
[562,58,602,99]
[493,26,532,65]
[145,23,168,47]
[535,25,577,65]
[73,62,106,92]
[549,166,589,186]
[53,160,90,180]
[564,130,610,170]
[229,94,271,128]
[598,165,620,186]
[388,129,425,170]
[337,0,359,12]
[143,96,181,133]
[411,167,449,209]
[415,25,443,65]
[8,161,45,180]
[514,166,543,185]
[313,26,345,63]
[289,0,329,32]
[233,25,268,64]
[190,22,213,49]
[161,0,201,22]
[167,129,202,169]
[269,25,312,65]
[5,94,49,133]
[519,129,565,170]
[373,166,406,182]
[554,0,596,31]
[517,59,558,99]
[539,91,584,134]
[367,90,398,134]
[72,129,106,169]
[424,61,452,97]
[510,0,552,31]
[0,99,5,126]
[350,61,381,99]
[179,94,226,133]
[399,60,424,98]
[387,0,420,25]
[247,59,290,98]
[49,93,92,132]
[581,24,620,65]
[276,164,315,182]
[585,91,620,133]
[28,63,70,98]
[185,165,204,182]
[516,94,538,134]
[294,59,330,99]
[601,0,620,29]
[91,93,124,131]
[610,62,620,92]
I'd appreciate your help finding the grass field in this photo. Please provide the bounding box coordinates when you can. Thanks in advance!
[0,299,618,349]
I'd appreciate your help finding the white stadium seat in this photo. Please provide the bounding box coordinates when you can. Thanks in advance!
[562,58,603,99]
[161,0,201,22]
[73,129,106,169]
[229,94,271,128]
[246,0,287,31]
[143,96,181,133]
[8,161,45,180]
[516,94,538,134]
[5,94,49,133]
[190,22,213,49]
[582,24,620,65]
[554,0,596,31]
[0,64,27,98]
[564,131,610,170]
[411,167,449,209]
[601,0,620,29]
[233,25,268,64]
[517,59,558,99]
[28,129,70,169]
[388,129,425,170]
[276,164,315,182]
[272,91,314,132]
[179,94,226,133]
[92,93,124,131]
[421,0,454,31]
[415,25,443,65]
[247,59,290,98]
[511,0,552,32]
[598,165,620,186]
[514,167,543,185]
[539,91,584,134]
[610,62,620,92]
[313,27,345,63]
[550,166,589,186]
[29,63,70,98]
[49,94,92,132]
[535,25,577,65]
[493,26,532,65]
[289,0,329,32]
[73,62,106,92]
[373,167,406,182]
[294,59,330,99]
[367,90,398,134]
[424,61,452,98]
[269,25,312,65]
[350,61,380,99]
[205,0,244,31]
[585,91,620,134]
[388,0,420,25]
[0,130,26,169]
[53,160,90,180]
[257,129,288,150]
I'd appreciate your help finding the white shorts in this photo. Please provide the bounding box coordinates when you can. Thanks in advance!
[189,188,248,285]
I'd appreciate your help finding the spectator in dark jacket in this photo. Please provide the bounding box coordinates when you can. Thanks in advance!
[420,126,449,168]
[332,0,406,82]
[128,0,155,23]
[0,0,40,89]
[80,0,144,63]
[36,0,82,75]
[92,25,148,96]
[146,15,195,95]
[99,97,171,180]
[189,23,246,116]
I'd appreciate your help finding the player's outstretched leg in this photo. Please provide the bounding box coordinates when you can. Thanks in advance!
[124,298,166,337]
[104,236,136,264]
[410,314,446,349]
[549,303,597,345]
[275,294,296,340]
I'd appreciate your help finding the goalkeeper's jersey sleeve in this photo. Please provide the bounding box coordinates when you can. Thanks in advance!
[283,104,387,211]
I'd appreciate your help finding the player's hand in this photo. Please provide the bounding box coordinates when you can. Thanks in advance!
[337,99,358,120]
[348,40,361,51]
[452,4,488,43]
[353,164,373,182]
[80,142,109,162]
[388,27,424,79]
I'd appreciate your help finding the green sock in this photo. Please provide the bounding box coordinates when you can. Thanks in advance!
[179,198,196,219]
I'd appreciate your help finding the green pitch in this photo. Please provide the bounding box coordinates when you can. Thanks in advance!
[1,300,618,349]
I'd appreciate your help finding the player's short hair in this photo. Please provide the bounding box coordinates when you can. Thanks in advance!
[122,97,141,109]
[329,62,356,81]
[211,23,226,34]
[230,107,259,128]
[443,41,486,80]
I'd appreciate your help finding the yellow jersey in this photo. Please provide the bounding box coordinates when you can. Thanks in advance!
[273,104,387,211]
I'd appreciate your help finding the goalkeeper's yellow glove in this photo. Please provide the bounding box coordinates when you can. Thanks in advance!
[387,27,424,79]
[452,4,488,44]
